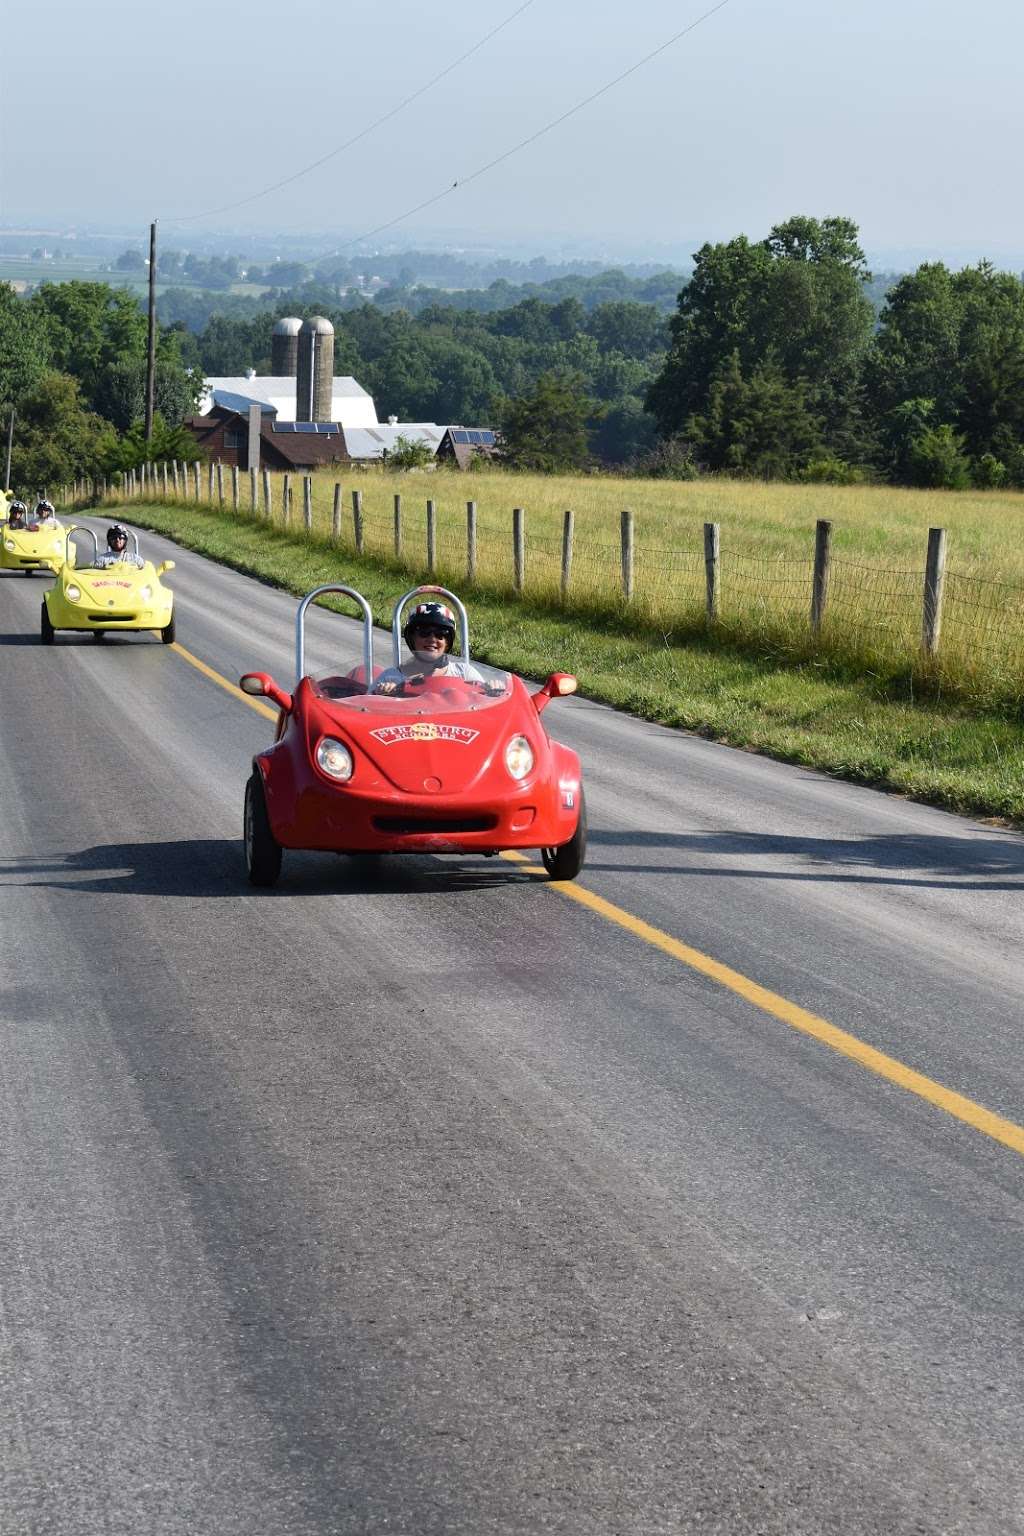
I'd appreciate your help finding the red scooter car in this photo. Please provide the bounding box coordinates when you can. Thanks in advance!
[239,583,585,887]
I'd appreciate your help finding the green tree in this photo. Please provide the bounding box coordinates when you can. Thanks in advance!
[497,371,594,472]
[384,435,435,470]
[685,353,823,479]
[0,283,50,410]
[906,424,972,489]
[646,216,873,458]
[8,372,112,492]
[29,282,148,407]
[100,413,201,473]
[866,261,1024,479]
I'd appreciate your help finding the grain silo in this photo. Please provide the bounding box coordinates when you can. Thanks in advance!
[271,316,302,377]
[296,316,335,423]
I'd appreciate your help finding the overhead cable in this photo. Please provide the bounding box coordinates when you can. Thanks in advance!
[164,0,537,224]
[336,0,734,250]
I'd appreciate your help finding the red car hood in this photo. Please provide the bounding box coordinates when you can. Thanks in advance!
[314,696,512,794]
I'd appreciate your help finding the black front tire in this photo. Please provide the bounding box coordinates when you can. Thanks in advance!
[244,771,282,887]
[541,791,587,881]
[161,612,176,645]
[40,602,54,645]
[92,628,105,642]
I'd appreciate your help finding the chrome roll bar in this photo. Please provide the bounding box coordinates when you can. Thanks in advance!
[295,584,375,687]
[70,526,98,565]
[391,584,470,668]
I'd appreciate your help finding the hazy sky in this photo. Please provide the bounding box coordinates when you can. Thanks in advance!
[3,0,1023,262]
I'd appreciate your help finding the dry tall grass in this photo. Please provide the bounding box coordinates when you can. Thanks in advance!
[107,464,1024,707]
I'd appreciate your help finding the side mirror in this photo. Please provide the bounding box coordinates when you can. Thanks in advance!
[239,671,293,713]
[532,672,578,714]
[158,560,176,575]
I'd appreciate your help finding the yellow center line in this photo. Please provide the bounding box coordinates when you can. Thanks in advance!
[502,851,1024,1158]
[170,641,278,722]
[169,640,1024,1160]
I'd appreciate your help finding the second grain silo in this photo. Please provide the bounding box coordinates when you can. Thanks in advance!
[271,316,302,377]
[296,316,334,423]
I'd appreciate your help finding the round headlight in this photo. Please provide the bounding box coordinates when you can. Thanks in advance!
[505,734,534,781]
[65,583,81,601]
[316,736,354,782]
[139,584,153,602]
[4,539,14,551]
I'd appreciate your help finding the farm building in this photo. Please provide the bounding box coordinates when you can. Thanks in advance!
[182,410,498,472]
[197,374,378,429]
[184,315,496,469]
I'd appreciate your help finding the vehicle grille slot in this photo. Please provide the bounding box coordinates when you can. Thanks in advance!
[89,613,136,622]
[372,815,498,835]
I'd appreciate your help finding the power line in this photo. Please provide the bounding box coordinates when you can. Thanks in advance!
[336,0,734,251]
[164,0,536,225]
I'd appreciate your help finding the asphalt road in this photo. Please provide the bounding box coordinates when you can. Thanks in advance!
[2,523,1023,1535]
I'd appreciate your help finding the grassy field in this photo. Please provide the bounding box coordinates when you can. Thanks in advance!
[113,464,1024,711]
[70,478,1024,824]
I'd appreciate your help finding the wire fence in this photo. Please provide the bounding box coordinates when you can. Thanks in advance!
[62,463,1024,702]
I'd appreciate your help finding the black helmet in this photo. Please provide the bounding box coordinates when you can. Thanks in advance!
[402,600,457,653]
[35,498,54,515]
[107,524,129,550]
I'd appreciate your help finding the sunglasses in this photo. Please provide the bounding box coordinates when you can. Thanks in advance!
[412,625,450,639]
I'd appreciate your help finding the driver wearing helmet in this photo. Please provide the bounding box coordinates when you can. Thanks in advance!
[7,500,28,529]
[372,601,502,694]
[95,523,143,569]
[33,497,57,526]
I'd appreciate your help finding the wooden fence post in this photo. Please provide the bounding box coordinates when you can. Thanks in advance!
[161,462,168,499]
[393,492,403,558]
[207,462,214,501]
[171,461,179,497]
[513,506,525,594]
[923,526,947,656]
[231,465,239,512]
[332,483,342,540]
[811,519,832,635]
[262,469,271,520]
[282,473,291,527]
[466,501,477,583]
[193,462,201,501]
[304,476,313,533]
[352,489,364,553]
[216,461,224,507]
[249,466,257,511]
[704,522,720,625]
[620,508,634,603]
[560,509,574,600]
[426,499,436,573]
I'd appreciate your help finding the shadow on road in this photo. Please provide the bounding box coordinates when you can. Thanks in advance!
[1,838,539,898]
[0,631,44,646]
[585,827,1024,890]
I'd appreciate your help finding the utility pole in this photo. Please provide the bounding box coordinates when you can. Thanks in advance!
[145,220,157,442]
[4,409,13,490]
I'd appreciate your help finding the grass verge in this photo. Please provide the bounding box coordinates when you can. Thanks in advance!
[115,498,1024,824]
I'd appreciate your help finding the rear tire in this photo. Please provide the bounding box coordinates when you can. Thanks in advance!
[244,771,282,887]
[92,628,105,643]
[161,612,176,645]
[541,791,587,881]
[40,602,54,645]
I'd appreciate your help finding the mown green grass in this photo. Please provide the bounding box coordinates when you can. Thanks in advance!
[99,495,1024,825]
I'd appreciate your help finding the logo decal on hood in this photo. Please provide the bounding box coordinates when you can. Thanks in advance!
[370,722,480,746]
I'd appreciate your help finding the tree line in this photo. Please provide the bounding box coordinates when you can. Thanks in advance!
[0,282,198,490]
[3,213,1023,490]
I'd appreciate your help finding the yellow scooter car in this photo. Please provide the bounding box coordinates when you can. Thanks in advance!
[42,526,175,644]
[1,501,70,575]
